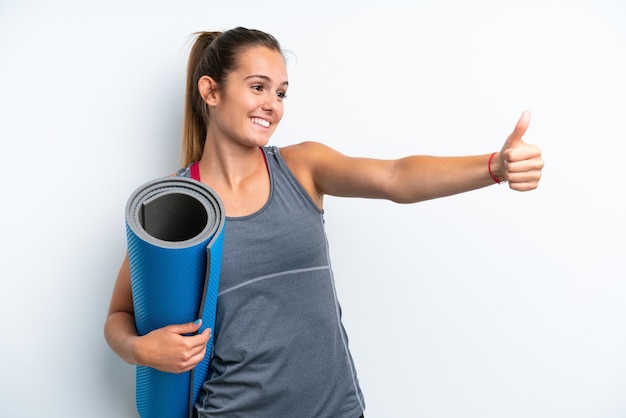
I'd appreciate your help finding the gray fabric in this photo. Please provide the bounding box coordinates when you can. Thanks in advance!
[179,147,365,418]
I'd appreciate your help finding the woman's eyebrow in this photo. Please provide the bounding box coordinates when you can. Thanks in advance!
[245,74,289,86]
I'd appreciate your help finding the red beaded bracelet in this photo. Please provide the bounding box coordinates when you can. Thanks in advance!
[488,152,503,184]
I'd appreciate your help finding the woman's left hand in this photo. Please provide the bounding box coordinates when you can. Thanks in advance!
[498,110,544,191]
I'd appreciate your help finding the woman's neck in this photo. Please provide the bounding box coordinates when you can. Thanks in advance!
[196,141,270,217]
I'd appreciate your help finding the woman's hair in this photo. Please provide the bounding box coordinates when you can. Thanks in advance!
[181,27,283,167]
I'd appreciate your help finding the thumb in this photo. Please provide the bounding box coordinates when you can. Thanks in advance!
[504,110,531,149]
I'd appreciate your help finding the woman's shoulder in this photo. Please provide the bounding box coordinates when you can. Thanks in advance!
[278,141,334,164]
[279,141,353,176]
[276,142,328,207]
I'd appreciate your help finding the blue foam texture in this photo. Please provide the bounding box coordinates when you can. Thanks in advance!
[125,177,225,418]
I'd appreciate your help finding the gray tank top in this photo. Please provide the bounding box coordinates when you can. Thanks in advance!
[178,146,365,417]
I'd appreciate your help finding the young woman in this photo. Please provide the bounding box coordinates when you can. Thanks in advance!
[105,27,543,417]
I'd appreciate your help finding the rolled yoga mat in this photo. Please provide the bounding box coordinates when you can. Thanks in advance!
[125,176,226,418]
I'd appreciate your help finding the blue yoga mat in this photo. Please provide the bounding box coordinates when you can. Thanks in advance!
[125,176,226,418]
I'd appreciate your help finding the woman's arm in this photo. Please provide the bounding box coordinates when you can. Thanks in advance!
[282,111,543,205]
[104,254,211,374]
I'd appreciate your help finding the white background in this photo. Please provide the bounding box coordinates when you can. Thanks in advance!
[1,0,625,417]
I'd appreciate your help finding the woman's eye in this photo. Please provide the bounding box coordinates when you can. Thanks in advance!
[252,85,263,92]
[277,92,287,99]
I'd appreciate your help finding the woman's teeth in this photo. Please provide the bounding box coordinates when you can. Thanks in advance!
[251,118,270,128]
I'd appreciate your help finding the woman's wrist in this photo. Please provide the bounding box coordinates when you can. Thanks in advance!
[128,335,143,366]
[488,152,505,184]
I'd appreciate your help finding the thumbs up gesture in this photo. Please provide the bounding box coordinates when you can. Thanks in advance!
[497,110,544,191]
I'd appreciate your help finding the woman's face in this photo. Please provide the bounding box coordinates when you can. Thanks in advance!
[211,46,288,148]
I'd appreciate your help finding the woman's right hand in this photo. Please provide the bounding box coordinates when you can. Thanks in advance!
[133,320,212,374]
[104,254,212,374]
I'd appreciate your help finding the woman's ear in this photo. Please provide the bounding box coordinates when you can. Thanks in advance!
[198,76,218,105]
